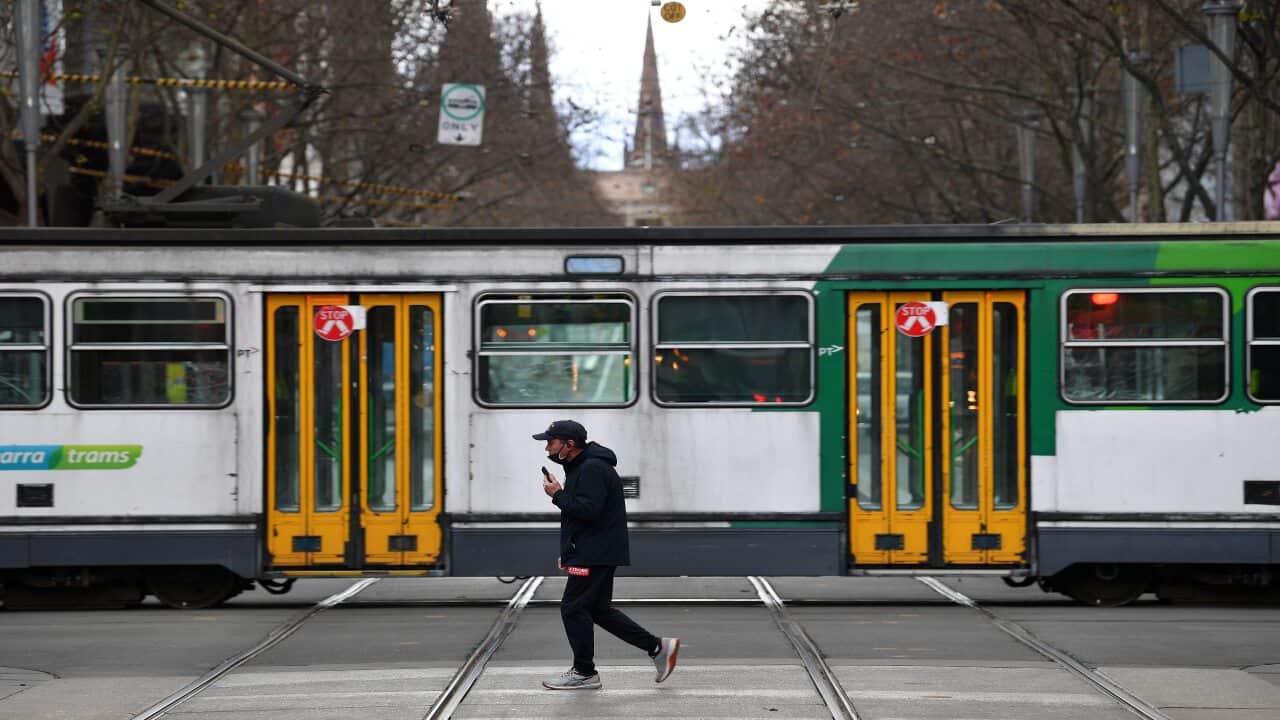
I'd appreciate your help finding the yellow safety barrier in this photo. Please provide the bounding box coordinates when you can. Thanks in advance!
[68,166,170,189]
[40,133,178,160]
[0,70,297,90]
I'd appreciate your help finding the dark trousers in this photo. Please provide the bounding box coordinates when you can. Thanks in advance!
[561,565,659,676]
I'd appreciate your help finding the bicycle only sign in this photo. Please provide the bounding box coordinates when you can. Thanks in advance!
[438,83,486,146]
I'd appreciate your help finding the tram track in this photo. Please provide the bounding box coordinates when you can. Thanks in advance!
[121,576,1158,720]
[120,575,542,720]
[129,577,380,720]
[422,575,543,720]
[749,576,862,720]
[917,576,1172,720]
[416,576,862,720]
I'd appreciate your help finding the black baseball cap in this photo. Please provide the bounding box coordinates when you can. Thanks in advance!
[532,419,587,443]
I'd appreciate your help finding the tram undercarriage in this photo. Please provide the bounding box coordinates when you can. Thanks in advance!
[0,565,256,609]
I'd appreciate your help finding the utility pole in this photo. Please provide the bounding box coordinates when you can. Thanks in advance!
[15,0,40,226]
[1071,88,1094,223]
[178,44,210,182]
[1016,112,1039,222]
[1204,0,1243,221]
[100,44,130,200]
[1123,55,1146,222]
[240,108,266,185]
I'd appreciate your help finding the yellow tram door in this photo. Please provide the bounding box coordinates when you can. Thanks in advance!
[939,291,1026,565]
[356,295,444,567]
[847,291,1026,567]
[848,293,934,564]
[266,294,443,570]
[267,294,351,567]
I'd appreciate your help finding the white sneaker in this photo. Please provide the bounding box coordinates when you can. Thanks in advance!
[542,668,602,690]
[652,637,680,682]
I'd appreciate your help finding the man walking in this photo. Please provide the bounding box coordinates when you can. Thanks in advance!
[534,419,679,691]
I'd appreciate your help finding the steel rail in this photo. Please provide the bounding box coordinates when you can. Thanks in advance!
[917,576,1172,720]
[130,577,379,720]
[748,576,861,720]
[422,575,544,720]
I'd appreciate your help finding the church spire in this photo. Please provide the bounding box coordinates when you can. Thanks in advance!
[629,15,668,169]
[526,2,567,164]
[436,0,500,83]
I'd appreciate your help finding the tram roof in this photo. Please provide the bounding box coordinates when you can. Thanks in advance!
[0,222,1278,247]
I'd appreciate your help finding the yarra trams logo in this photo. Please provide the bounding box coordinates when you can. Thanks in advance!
[0,445,143,471]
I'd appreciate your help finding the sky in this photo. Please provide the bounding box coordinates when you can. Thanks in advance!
[491,0,772,170]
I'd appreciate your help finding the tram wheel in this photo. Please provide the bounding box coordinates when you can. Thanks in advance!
[1002,575,1037,588]
[147,567,241,609]
[1055,564,1151,607]
[258,578,296,596]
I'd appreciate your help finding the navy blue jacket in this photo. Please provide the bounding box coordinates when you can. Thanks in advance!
[551,442,630,567]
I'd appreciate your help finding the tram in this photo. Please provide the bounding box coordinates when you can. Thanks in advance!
[1,222,1278,608]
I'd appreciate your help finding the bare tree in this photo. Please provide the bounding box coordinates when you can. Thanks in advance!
[683,0,1279,224]
[0,0,614,226]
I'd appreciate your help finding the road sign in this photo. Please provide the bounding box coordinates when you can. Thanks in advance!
[438,83,485,146]
[660,2,686,22]
[895,302,937,337]
[314,305,354,341]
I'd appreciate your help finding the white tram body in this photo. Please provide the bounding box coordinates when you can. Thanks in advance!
[0,225,1278,606]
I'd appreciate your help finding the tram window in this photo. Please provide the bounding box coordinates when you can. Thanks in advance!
[0,295,49,408]
[1060,289,1227,403]
[475,294,634,406]
[1247,289,1280,402]
[68,295,231,407]
[653,292,813,405]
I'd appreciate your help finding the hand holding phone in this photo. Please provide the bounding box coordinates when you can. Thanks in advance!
[541,466,560,498]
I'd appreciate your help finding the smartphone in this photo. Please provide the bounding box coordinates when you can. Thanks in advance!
[541,466,552,482]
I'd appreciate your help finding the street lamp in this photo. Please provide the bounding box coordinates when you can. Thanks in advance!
[1204,0,1242,221]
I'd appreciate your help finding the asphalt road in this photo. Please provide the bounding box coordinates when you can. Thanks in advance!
[1,576,1277,719]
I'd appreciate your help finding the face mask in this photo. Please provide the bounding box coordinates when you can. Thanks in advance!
[547,439,577,464]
